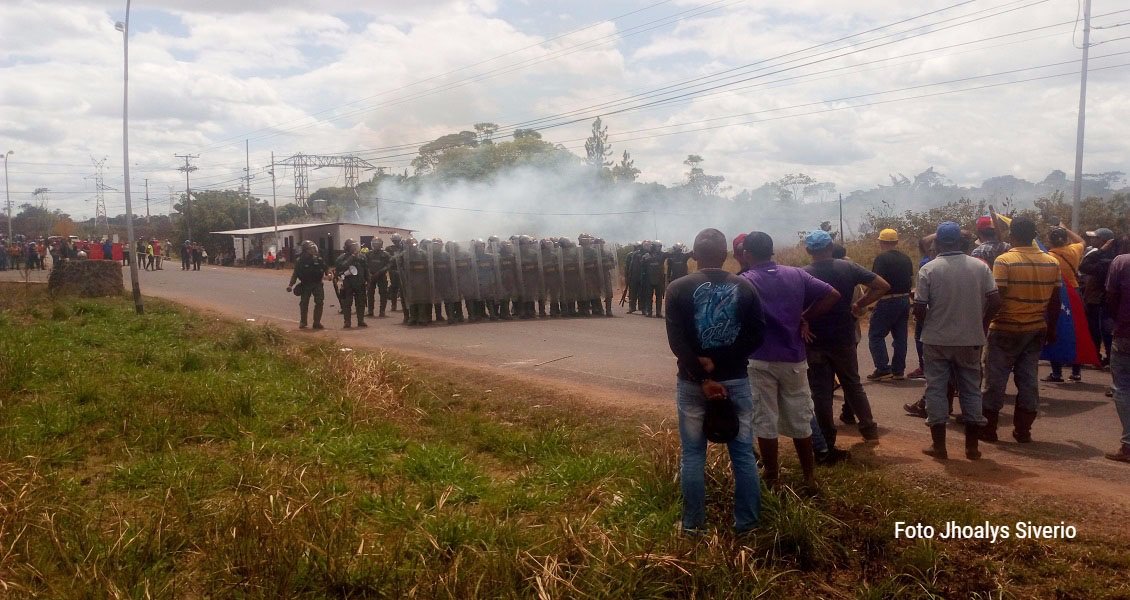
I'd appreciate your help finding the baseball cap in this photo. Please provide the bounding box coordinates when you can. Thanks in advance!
[878,228,899,242]
[703,398,739,443]
[1086,227,1115,240]
[805,230,834,251]
[976,216,994,230]
[733,233,748,256]
[936,221,962,244]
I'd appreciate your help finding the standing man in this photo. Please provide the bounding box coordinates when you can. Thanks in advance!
[180,240,191,271]
[802,230,889,457]
[741,232,840,491]
[971,216,1010,268]
[868,228,914,381]
[145,240,155,271]
[665,228,765,534]
[641,241,666,318]
[1081,228,1118,367]
[981,216,1060,443]
[334,239,369,329]
[665,243,691,284]
[387,233,404,314]
[1104,249,1130,463]
[914,222,1001,460]
[365,238,391,318]
[153,239,163,270]
[287,240,328,330]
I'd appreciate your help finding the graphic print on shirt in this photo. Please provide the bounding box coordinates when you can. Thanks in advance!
[693,281,740,349]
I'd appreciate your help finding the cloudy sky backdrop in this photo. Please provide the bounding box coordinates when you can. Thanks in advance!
[1,0,1128,220]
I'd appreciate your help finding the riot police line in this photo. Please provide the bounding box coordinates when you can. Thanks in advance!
[288,233,691,329]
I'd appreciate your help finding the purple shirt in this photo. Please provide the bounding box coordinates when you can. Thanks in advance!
[1106,254,1130,339]
[741,261,835,363]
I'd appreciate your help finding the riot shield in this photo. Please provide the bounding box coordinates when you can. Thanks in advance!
[535,246,545,300]
[513,245,526,300]
[397,246,412,306]
[576,244,588,301]
[555,244,566,299]
[425,244,438,305]
[447,243,462,301]
[596,243,607,300]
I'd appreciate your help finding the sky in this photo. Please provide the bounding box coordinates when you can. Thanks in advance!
[1,0,1128,223]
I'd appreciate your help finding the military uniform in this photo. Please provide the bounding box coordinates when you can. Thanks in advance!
[365,246,392,317]
[597,241,616,317]
[517,240,541,319]
[496,245,518,320]
[288,251,328,329]
[453,243,480,322]
[640,244,666,317]
[431,242,460,324]
[474,244,500,320]
[665,248,691,284]
[335,249,369,328]
[404,244,434,325]
[541,241,563,317]
[387,241,403,314]
[580,239,602,316]
[560,241,582,317]
[625,245,642,313]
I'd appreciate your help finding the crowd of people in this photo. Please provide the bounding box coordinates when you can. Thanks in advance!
[665,213,1130,534]
[287,233,692,329]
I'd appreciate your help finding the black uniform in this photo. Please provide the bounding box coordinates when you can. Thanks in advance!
[541,244,563,317]
[666,251,691,284]
[625,246,642,313]
[335,251,369,327]
[289,253,328,328]
[641,248,665,317]
[365,248,392,317]
[387,241,403,314]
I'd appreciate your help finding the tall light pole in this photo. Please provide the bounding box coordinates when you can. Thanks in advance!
[1071,0,1092,232]
[3,150,12,241]
[117,2,143,315]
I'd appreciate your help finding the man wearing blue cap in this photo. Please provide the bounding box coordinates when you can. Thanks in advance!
[915,222,1001,459]
[803,230,890,459]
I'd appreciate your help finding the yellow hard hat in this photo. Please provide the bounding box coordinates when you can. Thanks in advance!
[878,229,899,242]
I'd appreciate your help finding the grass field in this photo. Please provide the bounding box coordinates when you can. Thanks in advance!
[0,283,1125,598]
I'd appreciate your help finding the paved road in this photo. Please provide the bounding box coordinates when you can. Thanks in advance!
[10,264,1130,495]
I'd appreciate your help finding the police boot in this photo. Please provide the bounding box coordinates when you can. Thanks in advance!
[590,299,604,316]
[538,300,548,318]
[343,313,352,329]
[499,302,512,320]
[525,301,536,319]
[446,303,457,325]
[313,305,324,329]
[1012,408,1037,443]
[979,409,999,442]
[605,298,613,316]
[390,297,398,312]
[379,299,387,318]
[922,424,948,459]
[577,300,590,317]
[434,303,446,322]
[299,310,308,329]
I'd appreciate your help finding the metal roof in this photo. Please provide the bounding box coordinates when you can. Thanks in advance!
[211,222,412,236]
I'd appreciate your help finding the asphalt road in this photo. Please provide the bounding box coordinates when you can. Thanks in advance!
[10,263,1130,496]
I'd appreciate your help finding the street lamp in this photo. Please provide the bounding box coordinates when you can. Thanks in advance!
[3,150,12,241]
[118,3,143,315]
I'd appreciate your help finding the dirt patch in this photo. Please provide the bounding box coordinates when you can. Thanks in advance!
[47,260,124,297]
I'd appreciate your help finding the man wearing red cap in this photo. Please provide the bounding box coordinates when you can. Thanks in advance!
[971,216,1010,268]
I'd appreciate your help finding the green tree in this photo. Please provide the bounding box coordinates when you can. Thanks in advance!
[172,190,274,256]
[583,117,612,170]
[411,131,479,175]
[611,150,640,183]
[777,173,817,203]
[474,122,500,145]
[683,155,725,197]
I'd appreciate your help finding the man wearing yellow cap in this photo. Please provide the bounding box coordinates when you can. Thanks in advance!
[868,229,914,381]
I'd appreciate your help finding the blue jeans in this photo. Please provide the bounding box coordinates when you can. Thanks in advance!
[1110,339,1130,446]
[676,378,761,532]
[923,344,988,427]
[869,297,909,375]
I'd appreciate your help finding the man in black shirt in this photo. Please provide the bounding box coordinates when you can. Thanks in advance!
[665,228,766,534]
[802,231,890,457]
[868,229,914,380]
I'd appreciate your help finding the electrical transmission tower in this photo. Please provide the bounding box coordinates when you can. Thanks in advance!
[33,187,50,210]
[87,157,114,232]
[275,153,376,209]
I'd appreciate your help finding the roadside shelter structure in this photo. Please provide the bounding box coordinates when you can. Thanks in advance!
[211,222,413,265]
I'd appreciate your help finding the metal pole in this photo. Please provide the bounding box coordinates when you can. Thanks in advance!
[1071,0,1092,232]
[245,139,251,230]
[271,151,278,260]
[838,193,845,242]
[144,177,150,224]
[119,1,143,314]
[3,151,11,241]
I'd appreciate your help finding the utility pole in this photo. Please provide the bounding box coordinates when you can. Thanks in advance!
[1071,0,1092,232]
[117,2,143,315]
[144,178,150,225]
[244,139,252,230]
[3,151,12,242]
[175,153,198,240]
[270,151,279,260]
[838,193,845,242]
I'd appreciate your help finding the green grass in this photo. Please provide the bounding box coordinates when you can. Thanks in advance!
[0,282,1127,598]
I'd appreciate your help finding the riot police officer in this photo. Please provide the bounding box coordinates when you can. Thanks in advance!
[388,233,404,315]
[666,242,691,284]
[641,241,666,317]
[286,240,328,330]
[366,238,392,318]
[334,238,369,328]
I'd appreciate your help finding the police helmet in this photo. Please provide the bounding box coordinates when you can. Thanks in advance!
[371,238,384,249]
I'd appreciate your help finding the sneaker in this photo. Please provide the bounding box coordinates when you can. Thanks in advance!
[1068,374,1082,382]
[907,368,925,380]
[891,372,906,381]
[866,370,894,382]
[903,401,928,418]
[1042,374,1065,383]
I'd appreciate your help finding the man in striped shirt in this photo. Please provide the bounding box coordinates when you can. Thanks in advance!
[981,216,1061,444]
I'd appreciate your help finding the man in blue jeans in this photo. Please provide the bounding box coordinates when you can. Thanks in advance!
[665,229,766,534]
[868,229,914,380]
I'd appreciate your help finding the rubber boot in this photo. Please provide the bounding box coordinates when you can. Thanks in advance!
[964,424,982,460]
[299,307,308,329]
[605,298,613,316]
[979,409,1000,442]
[923,424,948,459]
[1012,408,1037,443]
[313,304,324,329]
[343,314,352,329]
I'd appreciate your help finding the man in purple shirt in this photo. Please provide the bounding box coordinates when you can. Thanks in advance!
[741,232,840,491]
[1105,250,1130,463]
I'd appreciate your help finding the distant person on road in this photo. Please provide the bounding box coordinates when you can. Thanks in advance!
[914,222,1001,460]
[802,230,889,459]
[181,240,191,271]
[665,228,766,534]
[287,240,328,330]
[145,241,155,271]
[192,243,203,271]
[1104,249,1130,463]
[981,216,1060,444]
[868,229,914,381]
[741,232,840,491]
